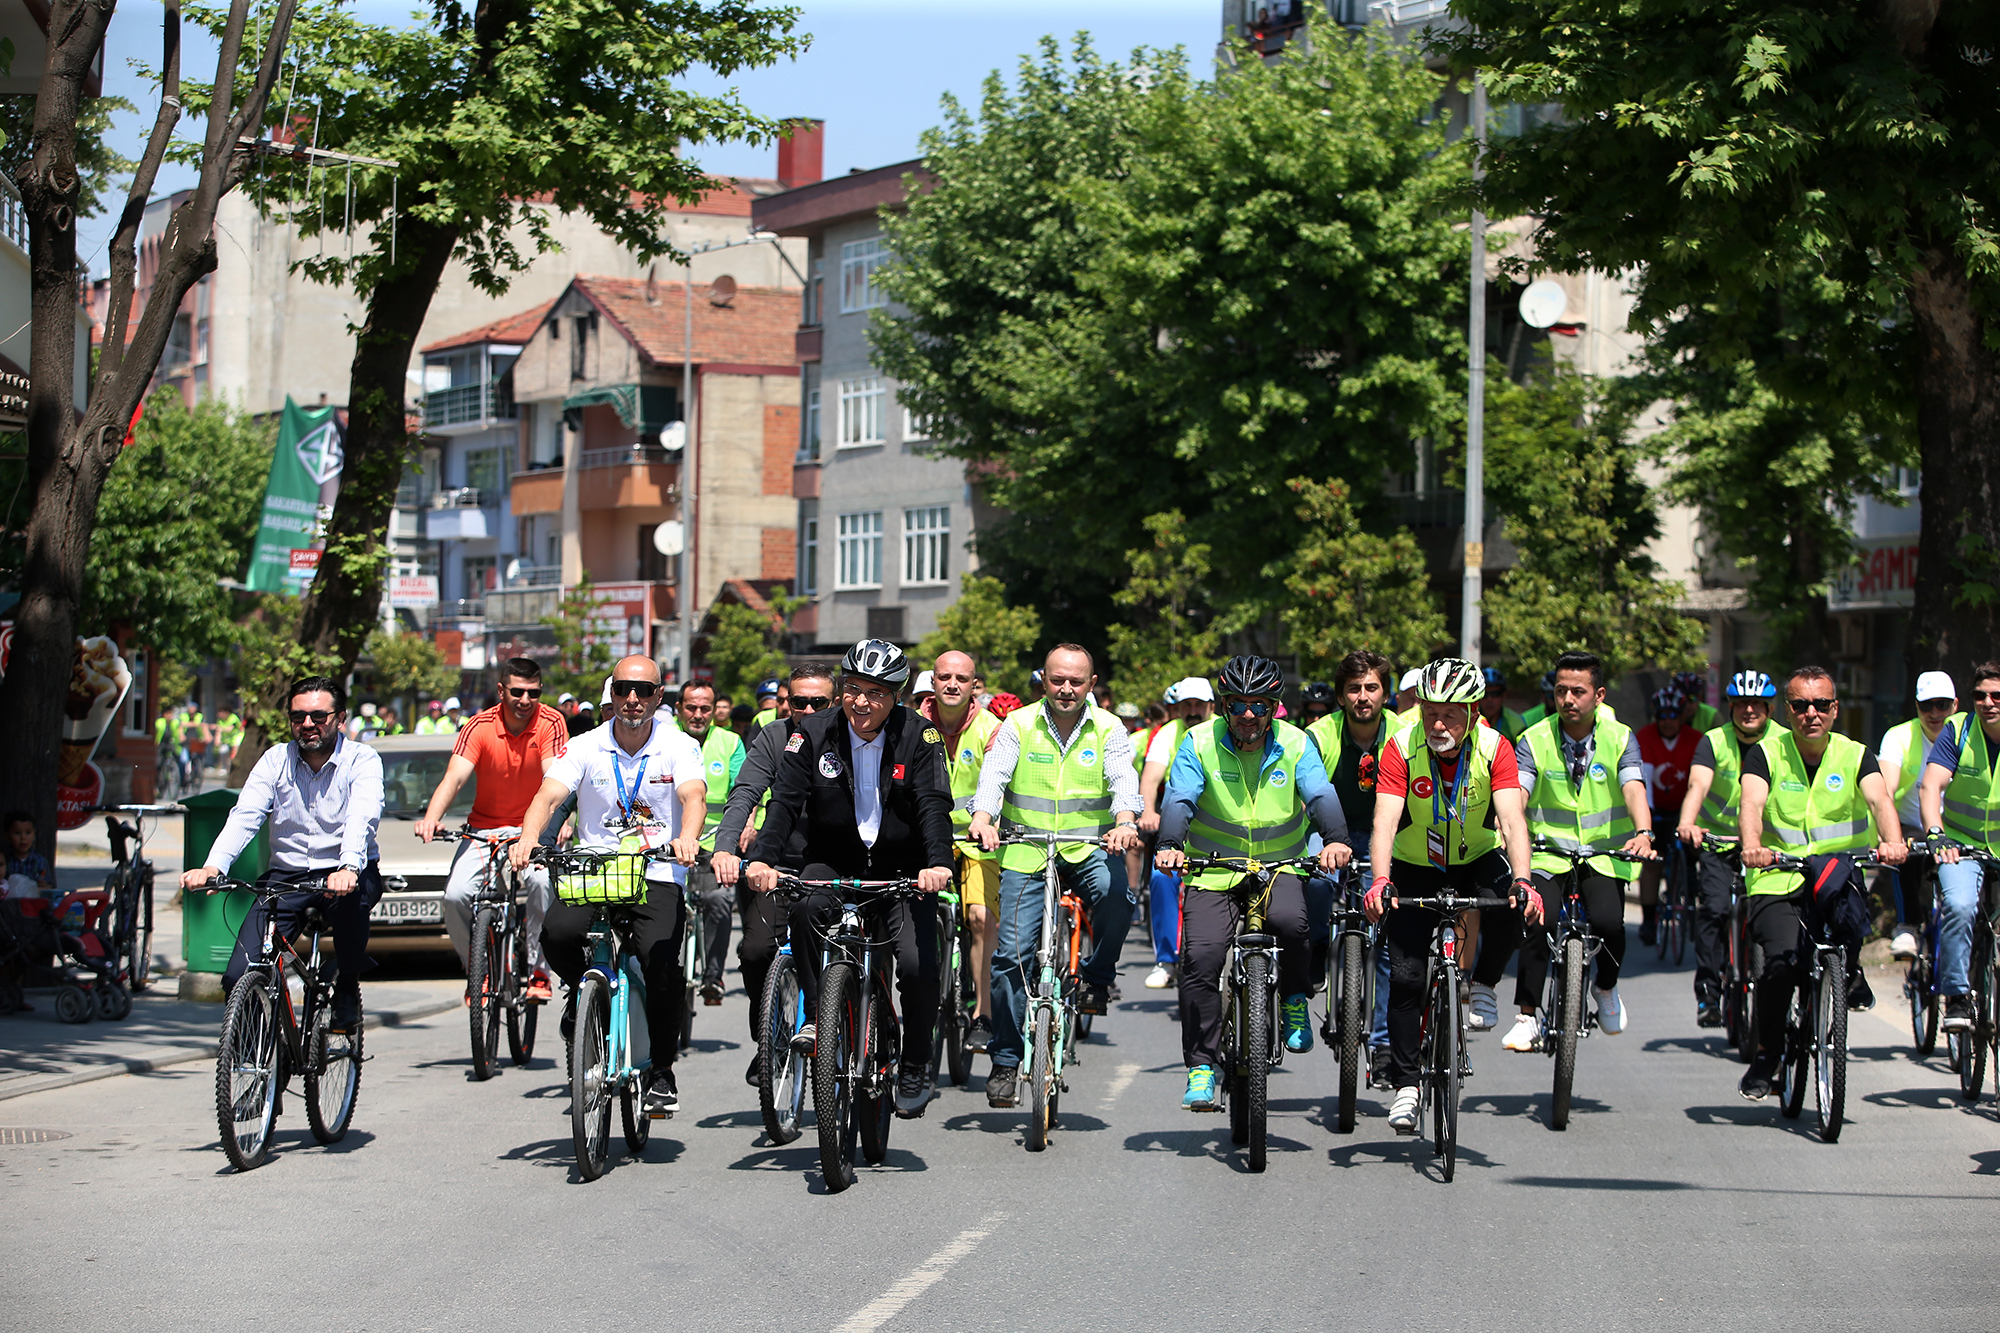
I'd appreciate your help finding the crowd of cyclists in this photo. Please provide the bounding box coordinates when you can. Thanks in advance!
[178,634,2000,1170]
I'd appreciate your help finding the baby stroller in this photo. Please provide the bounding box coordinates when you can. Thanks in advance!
[0,884,127,1022]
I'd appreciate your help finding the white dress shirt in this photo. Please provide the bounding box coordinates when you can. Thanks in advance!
[545,718,705,883]
[849,722,886,848]
[205,734,384,873]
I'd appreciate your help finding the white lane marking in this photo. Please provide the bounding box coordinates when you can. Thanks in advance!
[834,1213,1006,1333]
[1099,1061,1140,1106]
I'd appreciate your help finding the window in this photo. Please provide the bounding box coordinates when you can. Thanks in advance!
[838,376,886,447]
[802,516,819,596]
[805,257,824,325]
[837,511,883,589]
[462,555,497,601]
[465,447,504,496]
[840,237,890,312]
[903,406,933,442]
[867,606,906,642]
[637,525,679,583]
[803,386,821,461]
[902,506,949,586]
[570,315,589,380]
[1892,467,1921,497]
[123,647,148,737]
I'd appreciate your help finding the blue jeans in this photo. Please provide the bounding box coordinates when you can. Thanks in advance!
[1150,869,1181,964]
[991,851,1133,1068]
[1936,857,1986,995]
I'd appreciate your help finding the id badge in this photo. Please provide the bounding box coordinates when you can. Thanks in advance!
[1426,826,1447,866]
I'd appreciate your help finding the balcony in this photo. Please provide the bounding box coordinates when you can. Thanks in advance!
[579,445,679,511]
[503,562,563,588]
[795,326,822,363]
[423,380,517,431]
[433,598,486,630]
[487,586,563,629]
[424,488,494,541]
[510,468,563,516]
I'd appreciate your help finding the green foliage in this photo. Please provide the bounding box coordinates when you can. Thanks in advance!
[0,93,136,219]
[705,587,805,703]
[230,594,341,744]
[539,578,616,705]
[77,391,275,664]
[913,573,1043,696]
[1107,512,1238,706]
[1278,478,1446,680]
[364,629,456,704]
[155,659,198,712]
[874,18,1468,644]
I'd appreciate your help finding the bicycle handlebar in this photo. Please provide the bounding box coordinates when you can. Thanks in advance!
[1388,894,1518,912]
[189,874,332,897]
[90,803,187,816]
[766,875,928,902]
[991,831,1122,847]
[434,826,519,846]
[1178,854,1324,877]
[1530,837,1657,864]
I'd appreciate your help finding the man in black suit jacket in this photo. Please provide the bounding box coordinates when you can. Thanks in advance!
[747,639,953,1115]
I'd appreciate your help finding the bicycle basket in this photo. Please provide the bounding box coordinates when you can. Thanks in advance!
[552,850,652,906]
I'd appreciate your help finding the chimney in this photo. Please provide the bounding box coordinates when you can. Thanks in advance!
[777,119,825,189]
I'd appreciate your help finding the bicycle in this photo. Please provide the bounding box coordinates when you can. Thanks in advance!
[678,874,705,1054]
[536,844,675,1182]
[196,875,361,1173]
[1318,856,1374,1135]
[756,919,810,1146]
[1530,839,1654,1130]
[91,803,184,995]
[770,875,926,1192]
[1180,853,1320,1173]
[932,871,973,1089]
[1915,843,2000,1103]
[153,742,194,803]
[1654,834,1692,967]
[434,828,541,1081]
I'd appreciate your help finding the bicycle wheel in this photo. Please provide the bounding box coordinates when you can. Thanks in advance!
[1432,965,1461,1182]
[859,989,896,1166]
[680,911,700,1054]
[1027,1005,1056,1153]
[570,974,613,1181]
[814,961,861,1191]
[468,906,504,1081]
[1225,980,1249,1147]
[620,1077,651,1155]
[1074,912,1096,1042]
[757,954,805,1144]
[1741,943,1765,1066]
[125,870,155,993]
[1243,951,1271,1173]
[506,922,538,1067]
[1960,939,1988,1102]
[215,971,281,1172]
[1778,984,1809,1120]
[1550,935,1585,1131]
[1335,931,1365,1135]
[305,991,362,1145]
[1667,865,1689,967]
[1814,952,1847,1141]
[935,908,970,1088]
[1909,960,1939,1057]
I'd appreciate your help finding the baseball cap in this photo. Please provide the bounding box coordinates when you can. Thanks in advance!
[1915,671,1956,702]
[913,671,935,695]
[1178,677,1216,703]
[1399,668,1422,692]
[1114,701,1141,719]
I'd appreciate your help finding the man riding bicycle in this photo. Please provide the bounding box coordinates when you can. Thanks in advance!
[1154,655,1353,1110]
[513,655,705,1116]
[415,656,568,1002]
[1918,660,2000,1034]
[744,639,956,1118]
[1635,686,1698,948]
[181,676,385,1033]
[676,681,746,1007]
[1882,671,1960,962]
[1361,658,1540,1134]
[1138,677,1216,990]
[920,650,1004,1053]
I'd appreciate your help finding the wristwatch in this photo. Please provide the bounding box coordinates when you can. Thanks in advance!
[1634,828,1655,841]
[1927,825,1945,839]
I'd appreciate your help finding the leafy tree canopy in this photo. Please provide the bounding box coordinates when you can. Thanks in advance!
[1278,477,1446,681]
[913,573,1042,696]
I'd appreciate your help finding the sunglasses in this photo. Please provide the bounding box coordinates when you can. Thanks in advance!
[507,687,541,700]
[1787,697,1837,714]
[1919,699,1956,711]
[287,709,334,726]
[1972,689,2000,704]
[790,695,834,711]
[1224,699,1273,719]
[610,680,659,699]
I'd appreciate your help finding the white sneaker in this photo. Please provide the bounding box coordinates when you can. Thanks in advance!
[1889,926,1919,961]
[1144,964,1176,990]
[1501,1013,1541,1052]
[1467,982,1499,1031]
[1594,985,1627,1035]
[1387,1086,1420,1134]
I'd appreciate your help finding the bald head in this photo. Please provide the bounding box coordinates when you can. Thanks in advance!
[931,650,979,716]
[613,654,660,683]
[609,655,662,738]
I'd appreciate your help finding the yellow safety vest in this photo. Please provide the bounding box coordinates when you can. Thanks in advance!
[1524,712,1639,881]
[1183,718,1311,891]
[1940,716,2000,857]
[1388,724,1504,868]
[938,706,1002,862]
[696,726,745,851]
[1748,730,1873,895]
[998,704,1124,873]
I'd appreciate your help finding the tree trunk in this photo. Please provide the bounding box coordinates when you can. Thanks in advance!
[1906,248,2000,689]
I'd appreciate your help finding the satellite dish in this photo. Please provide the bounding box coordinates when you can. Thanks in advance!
[504,558,521,582]
[658,421,686,452]
[1519,279,1568,329]
[708,274,737,307]
[653,520,685,556]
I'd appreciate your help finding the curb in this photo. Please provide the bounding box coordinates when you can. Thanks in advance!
[0,995,464,1103]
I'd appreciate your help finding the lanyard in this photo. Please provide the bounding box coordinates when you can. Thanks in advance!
[611,749,650,821]
[1427,745,1471,866]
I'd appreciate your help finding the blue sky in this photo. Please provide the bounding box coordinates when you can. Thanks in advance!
[78,0,1222,279]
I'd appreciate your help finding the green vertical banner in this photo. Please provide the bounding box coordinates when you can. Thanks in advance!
[245,397,345,593]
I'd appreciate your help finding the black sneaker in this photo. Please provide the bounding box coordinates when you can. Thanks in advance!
[1696,998,1723,1029]
[329,989,361,1033]
[789,1022,817,1054]
[965,1015,994,1053]
[1738,1056,1779,1101]
[1943,994,1973,1031]
[1078,982,1110,1016]
[1848,971,1875,1012]
[986,1064,1019,1108]
[1369,1045,1392,1090]
[746,1055,765,1088]
[1637,921,1658,947]
[644,1069,680,1117]
[560,993,577,1043]
[894,1066,933,1118]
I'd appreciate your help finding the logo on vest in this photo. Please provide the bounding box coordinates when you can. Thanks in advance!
[785,732,806,753]
[1589,762,1607,781]
[1269,768,1287,787]
[708,759,724,776]
[961,748,975,763]
[819,752,844,779]
[1825,772,1844,791]
[1027,752,1054,764]
[1079,748,1098,767]
[1780,780,1807,792]
[1412,776,1435,799]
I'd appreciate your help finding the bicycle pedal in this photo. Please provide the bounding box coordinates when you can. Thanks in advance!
[1059,1080,1069,1094]
[648,1108,673,1121]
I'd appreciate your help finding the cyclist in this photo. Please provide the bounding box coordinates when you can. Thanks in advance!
[1503,650,1651,1049]
[1391,667,1422,727]
[674,681,746,1007]
[1880,671,1959,960]
[442,697,465,732]
[414,700,449,735]
[919,650,1004,1053]
[750,678,784,732]
[1477,667,1526,742]
[213,705,243,775]
[1362,658,1539,1133]
[1675,669,1778,1027]
[1155,655,1353,1109]
[181,676,385,1033]
[1673,671,1721,733]
[1635,685,1699,947]
[1736,665,1906,1099]
[744,639,955,1118]
[1918,660,2000,1034]
[712,665,835,1086]
[1299,681,1337,727]
[514,655,705,1116]
[1138,677,1216,990]
[966,643,1141,1110]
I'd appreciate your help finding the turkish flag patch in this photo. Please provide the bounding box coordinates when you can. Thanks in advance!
[1411,776,1435,799]
[892,764,906,780]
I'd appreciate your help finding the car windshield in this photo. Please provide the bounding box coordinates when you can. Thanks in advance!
[378,751,471,819]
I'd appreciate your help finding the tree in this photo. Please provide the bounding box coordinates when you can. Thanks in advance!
[1443,0,2000,686]
[191,0,806,768]
[1,0,299,857]
[1279,478,1446,680]
[74,390,275,665]
[913,573,1042,695]
[875,17,1469,645]
[704,587,803,704]
[539,579,615,707]
[363,628,456,725]
[1106,512,1236,707]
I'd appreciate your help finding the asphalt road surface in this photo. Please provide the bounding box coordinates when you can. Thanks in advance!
[4,923,1997,1332]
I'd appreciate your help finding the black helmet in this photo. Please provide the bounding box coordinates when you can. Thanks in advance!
[1217,655,1284,699]
[1650,686,1686,719]
[840,638,910,687]
[1302,681,1336,707]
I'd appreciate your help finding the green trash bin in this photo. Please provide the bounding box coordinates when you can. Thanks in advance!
[181,789,270,974]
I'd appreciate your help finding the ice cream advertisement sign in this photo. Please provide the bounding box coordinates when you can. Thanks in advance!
[0,627,134,830]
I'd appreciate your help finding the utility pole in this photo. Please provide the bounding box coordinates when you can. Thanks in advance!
[1460,74,1488,663]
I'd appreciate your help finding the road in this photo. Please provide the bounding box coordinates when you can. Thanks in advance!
[3,922,1997,1332]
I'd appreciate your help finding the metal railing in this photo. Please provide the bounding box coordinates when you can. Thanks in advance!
[579,443,674,470]
[429,486,489,509]
[422,380,517,428]
[502,563,562,588]
[1366,0,1453,24]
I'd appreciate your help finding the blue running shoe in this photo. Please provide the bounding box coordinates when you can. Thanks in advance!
[1183,1065,1220,1111]
[1283,993,1313,1054]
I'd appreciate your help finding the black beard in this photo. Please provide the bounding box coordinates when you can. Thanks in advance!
[297,729,336,757]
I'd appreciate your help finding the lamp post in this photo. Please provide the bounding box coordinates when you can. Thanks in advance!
[1460,74,1488,663]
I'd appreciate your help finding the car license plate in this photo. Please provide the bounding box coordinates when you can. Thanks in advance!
[370,896,443,925]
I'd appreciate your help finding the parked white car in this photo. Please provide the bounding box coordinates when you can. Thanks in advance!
[365,732,468,957]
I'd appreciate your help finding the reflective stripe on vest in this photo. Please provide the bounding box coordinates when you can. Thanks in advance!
[1748,730,1873,896]
[1388,724,1504,867]
[942,706,1003,861]
[696,727,743,850]
[1524,712,1639,882]
[1941,717,2000,855]
[1184,718,1310,891]
[999,704,1122,872]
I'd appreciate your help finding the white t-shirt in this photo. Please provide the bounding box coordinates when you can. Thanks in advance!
[1145,721,1184,768]
[546,718,705,882]
[1877,721,1931,828]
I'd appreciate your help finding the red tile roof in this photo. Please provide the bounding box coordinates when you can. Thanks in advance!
[422,298,557,354]
[573,275,800,368]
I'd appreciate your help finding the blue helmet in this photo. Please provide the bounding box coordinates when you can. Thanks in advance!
[1481,666,1506,692]
[1724,669,1776,699]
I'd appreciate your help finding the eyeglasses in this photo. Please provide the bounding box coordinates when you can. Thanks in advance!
[1224,699,1273,719]
[1973,690,2000,704]
[790,695,834,711]
[609,680,659,699]
[1787,697,1837,714]
[287,709,334,726]
[1918,699,1956,711]
[506,687,541,700]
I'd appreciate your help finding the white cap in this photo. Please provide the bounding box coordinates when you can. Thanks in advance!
[558,692,574,704]
[1915,671,1956,702]
[443,696,461,710]
[1399,668,1422,691]
[913,671,935,695]
[360,702,377,716]
[601,677,615,706]
[1177,677,1215,703]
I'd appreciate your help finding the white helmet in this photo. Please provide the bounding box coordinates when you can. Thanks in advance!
[1177,676,1216,703]
[443,696,461,711]
[842,638,910,686]
[1417,658,1486,705]
[912,670,935,695]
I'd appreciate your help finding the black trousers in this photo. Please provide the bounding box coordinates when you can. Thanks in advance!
[542,877,687,1071]
[1746,889,1809,1054]
[1521,868,1628,996]
[1178,873,1312,1069]
[1383,851,1515,1088]
[736,883,786,1043]
[1692,847,1737,999]
[789,863,939,1067]
[688,854,733,986]
[223,864,385,996]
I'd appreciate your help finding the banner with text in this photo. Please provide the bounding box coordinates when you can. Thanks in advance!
[245,397,345,594]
